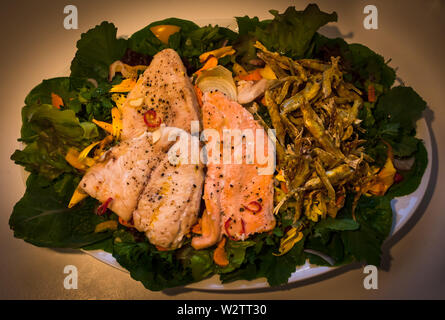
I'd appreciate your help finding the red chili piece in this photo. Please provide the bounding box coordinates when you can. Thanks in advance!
[224,217,246,241]
[224,218,237,241]
[243,201,262,213]
[394,172,404,183]
[97,197,113,215]
[143,109,162,128]
[240,218,246,235]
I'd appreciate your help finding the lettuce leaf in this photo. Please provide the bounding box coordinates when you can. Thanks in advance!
[375,86,426,134]
[360,86,427,168]
[254,5,337,59]
[11,103,98,179]
[233,5,337,68]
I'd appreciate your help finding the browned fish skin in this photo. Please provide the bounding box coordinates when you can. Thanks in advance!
[122,49,201,139]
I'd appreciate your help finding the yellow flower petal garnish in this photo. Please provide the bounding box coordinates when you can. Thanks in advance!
[92,119,113,135]
[111,107,122,139]
[199,46,236,63]
[366,152,396,196]
[94,220,118,233]
[111,93,127,112]
[260,64,277,80]
[233,62,248,76]
[109,61,147,81]
[275,169,286,182]
[68,187,88,208]
[78,141,101,162]
[273,227,304,256]
[65,148,88,171]
[109,78,136,93]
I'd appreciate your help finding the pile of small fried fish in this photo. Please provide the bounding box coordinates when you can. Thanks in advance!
[252,42,378,226]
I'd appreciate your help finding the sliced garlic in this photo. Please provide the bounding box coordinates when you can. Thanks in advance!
[151,128,162,144]
[129,97,144,107]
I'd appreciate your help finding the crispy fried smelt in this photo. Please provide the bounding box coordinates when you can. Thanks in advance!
[300,100,345,160]
[304,164,354,190]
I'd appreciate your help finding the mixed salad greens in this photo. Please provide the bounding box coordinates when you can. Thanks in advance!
[9,4,427,290]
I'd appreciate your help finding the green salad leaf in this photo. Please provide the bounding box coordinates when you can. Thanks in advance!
[375,86,426,135]
[70,22,128,81]
[253,5,337,59]
[220,232,306,286]
[340,195,393,266]
[11,103,99,180]
[233,4,337,68]
[129,18,199,56]
[130,18,237,73]
[312,34,396,90]
[9,174,113,248]
[387,140,428,197]
[113,235,194,291]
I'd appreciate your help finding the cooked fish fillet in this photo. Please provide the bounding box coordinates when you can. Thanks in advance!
[122,49,201,139]
[192,91,275,250]
[133,135,205,249]
[79,130,174,221]
[79,49,204,249]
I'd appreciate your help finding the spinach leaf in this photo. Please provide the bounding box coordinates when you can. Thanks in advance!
[71,22,128,82]
[312,34,396,90]
[387,140,428,197]
[220,232,306,286]
[217,240,256,274]
[340,195,393,266]
[113,235,194,291]
[9,174,112,248]
[375,86,427,135]
[130,18,237,73]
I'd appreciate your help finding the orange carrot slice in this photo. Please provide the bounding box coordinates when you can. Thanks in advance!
[51,93,63,109]
[194,85,203,108]
[195,56,218,77]
[238,69,262,81]
[213,237,229,267]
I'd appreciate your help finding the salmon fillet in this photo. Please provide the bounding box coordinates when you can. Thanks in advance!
[192,92,275,250]
[122,49,201,139]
